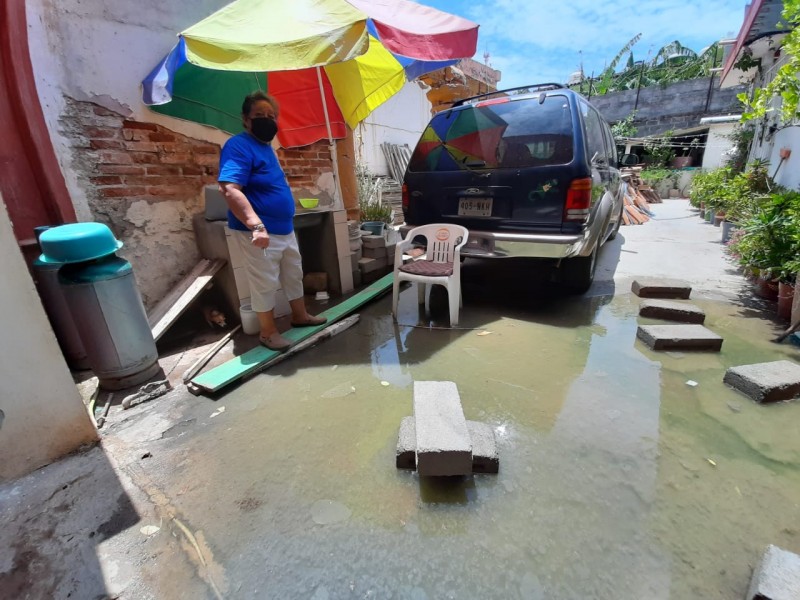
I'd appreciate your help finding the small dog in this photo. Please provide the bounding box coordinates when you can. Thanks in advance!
[202,305,227,329]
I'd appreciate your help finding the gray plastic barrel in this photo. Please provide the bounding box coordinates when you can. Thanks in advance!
[58,256,159,390]
[32,258,91,370]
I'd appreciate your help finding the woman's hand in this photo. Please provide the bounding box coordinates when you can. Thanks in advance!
[251,228,270,249]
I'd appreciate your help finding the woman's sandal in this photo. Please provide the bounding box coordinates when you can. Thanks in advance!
[291,315,327,327]
[259,333,292,352]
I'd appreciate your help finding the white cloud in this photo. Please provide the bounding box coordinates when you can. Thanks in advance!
[434,0,747,89]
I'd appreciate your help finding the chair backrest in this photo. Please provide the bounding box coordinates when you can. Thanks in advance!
[406,224,468,264]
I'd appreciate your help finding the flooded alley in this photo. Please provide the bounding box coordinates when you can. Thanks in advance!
[2,200,799,599]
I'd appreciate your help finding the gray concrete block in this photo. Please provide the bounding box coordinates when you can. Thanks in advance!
[363,245,388,259]
[639,299,705,324]
[746,545,800,600]
[358,256,387,274]
[631,278,692,299]
[467,421,499,474]
[396,417,499,474]
[413,381,472,477]
[637,324,723,351]
[396,416,416,470]
[724,360,800,404]
[362,235,387,249]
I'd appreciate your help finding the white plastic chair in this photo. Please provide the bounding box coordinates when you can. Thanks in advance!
[392,224,469,327]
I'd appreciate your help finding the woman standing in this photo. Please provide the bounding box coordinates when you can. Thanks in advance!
[219,91,326,351]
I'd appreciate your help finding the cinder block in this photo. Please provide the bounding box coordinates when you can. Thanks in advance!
[224,227,246,269]
[363,245,388,259]
[746,545,800,600]
[350,249,362,271]
[413,381,472,476]
[637,324,723,351]
[232,266,251,301]
[359,256,387,274]
[332,209,347,224]
[639,299,706,323]
[724,360,800,403]
[352,268,362,287]
[338,256,354,293]
[362,234,387,249]
[396,416,416,469]
[632,278,692,299]
[467,421,499,474]
[334,221,350,258]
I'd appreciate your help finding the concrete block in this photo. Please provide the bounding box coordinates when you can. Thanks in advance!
[467,421,499,474]
[631,278,692,299]
[358,256,387,274]
[746,545,800,600]
[396,416,416,469]
[232,266,250,301]
[352,268,362,288]
[639,299,706,324]
[350,249,362,271]
[362,234,387,249]
[332,209,347,224]
[637,324,723,351]
[338,257,354,294]
[363,245,388,259]
[724,360,800,403]
[224,226,246,269]
[413,381,472,476]
[334,221,350,257]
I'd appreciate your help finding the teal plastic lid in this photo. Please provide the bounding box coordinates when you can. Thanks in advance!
[58,256,132,284]
[38,223,123,264]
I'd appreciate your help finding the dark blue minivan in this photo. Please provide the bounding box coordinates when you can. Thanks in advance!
[401,84,624,293]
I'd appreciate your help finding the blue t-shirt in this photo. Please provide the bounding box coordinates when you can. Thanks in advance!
[218,133,295,234]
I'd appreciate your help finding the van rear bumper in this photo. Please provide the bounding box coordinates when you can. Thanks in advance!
[400,225,593,259]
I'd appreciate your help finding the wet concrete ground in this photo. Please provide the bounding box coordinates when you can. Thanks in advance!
[2,199,799,599]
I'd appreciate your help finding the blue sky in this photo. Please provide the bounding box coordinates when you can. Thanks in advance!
[423,0,748,89]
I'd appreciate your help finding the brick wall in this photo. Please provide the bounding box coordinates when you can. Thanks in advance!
[59,98,335,310]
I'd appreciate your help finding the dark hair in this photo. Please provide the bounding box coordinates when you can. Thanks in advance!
[242,91,279,118]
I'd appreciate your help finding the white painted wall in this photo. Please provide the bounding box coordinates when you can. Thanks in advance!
[702,123,737,170]
[0,197,97,482]
[355,80,432,176]
[26,0,232,221]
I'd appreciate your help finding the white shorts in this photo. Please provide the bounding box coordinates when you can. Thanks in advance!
[232,230,304,312]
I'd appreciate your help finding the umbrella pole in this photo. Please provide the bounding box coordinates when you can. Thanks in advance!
[316,66,344,210]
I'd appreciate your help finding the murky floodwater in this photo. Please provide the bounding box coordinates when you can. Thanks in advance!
[147,280,800,599]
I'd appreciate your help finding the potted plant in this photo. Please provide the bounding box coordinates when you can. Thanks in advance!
[357,163,393,235]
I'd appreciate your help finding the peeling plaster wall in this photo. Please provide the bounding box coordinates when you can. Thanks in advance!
[0,197,97,482]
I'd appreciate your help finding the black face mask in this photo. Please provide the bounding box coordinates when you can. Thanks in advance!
[250,117,278,143]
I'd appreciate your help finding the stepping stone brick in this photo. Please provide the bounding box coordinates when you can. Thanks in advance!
[724,360,800,403]
[639,299,706,324]
[631,278,692,299]
[395,417,499,474]
[747,545,800,600]
[413,381,472,476]
[637,324,723,351]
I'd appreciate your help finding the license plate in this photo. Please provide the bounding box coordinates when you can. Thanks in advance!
[458,198,492,217]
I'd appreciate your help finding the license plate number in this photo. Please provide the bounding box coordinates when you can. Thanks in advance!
[458,198,492,217]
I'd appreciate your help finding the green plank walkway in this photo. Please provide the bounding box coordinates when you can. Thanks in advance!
[190,273,393,395]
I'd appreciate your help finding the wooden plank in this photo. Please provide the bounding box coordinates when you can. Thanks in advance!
[190,272,395,395]
[148,259,225,342]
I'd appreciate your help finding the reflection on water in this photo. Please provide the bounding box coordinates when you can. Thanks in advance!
[147,290,800,599]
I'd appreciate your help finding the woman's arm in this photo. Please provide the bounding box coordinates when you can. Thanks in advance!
[219,182,270,248]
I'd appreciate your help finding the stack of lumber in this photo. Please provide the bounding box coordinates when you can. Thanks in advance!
[622,166,663,204]
[621,181,655,226]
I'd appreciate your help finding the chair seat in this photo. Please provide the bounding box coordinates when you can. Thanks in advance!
[399,260,453,277]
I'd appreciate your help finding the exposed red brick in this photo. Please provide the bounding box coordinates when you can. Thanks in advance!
[122,176,177,187]
[161,153,193,164]
[146,165,182,176]
[194,154,218,166]
[99,151,133,165]
[90,139,124,150]
[128,152,160,164]
[94,106,120,117]
[100,165,146,175]
[90,175,122,186]
[157,142,195,154]
[122,129,145,142]
[122,120,158,131]
[100,186,146,197]
[146,185,198,196]
[192,144,219,154]
[123,141,160,153]
[181,165,204,176]
[86,126,118,139]
[148,132,176,142]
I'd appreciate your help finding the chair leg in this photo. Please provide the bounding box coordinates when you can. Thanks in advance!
[392,276,400,321]
[425,283,433,316]
[448,279,461,327]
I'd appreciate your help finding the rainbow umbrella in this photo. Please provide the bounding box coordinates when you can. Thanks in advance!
[141,0,478,149]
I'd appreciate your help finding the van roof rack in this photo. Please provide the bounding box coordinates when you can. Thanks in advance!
[452,83,566,108]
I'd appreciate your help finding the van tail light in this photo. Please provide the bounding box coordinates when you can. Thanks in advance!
[564,178,592,221]
[402,183,409,210]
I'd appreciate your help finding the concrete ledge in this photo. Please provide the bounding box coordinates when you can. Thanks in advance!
[396,417,499,474]
[414,381,472,476]
[632,278,692,299]
[724,360,800,404]
[747,545,800,600]
[637,324,723,351]
[639,299,705,324]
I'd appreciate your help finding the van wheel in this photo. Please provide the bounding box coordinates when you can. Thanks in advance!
[608,203,623,240]
[562,246,597,294]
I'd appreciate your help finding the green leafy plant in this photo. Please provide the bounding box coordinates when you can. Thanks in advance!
[724,124,755,174]
[611,111,638,142]
[357,163,392,224]
[640,167,678,192]
[643,130,676,168]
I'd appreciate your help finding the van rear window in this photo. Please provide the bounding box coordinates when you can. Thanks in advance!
[408,95,574,172]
